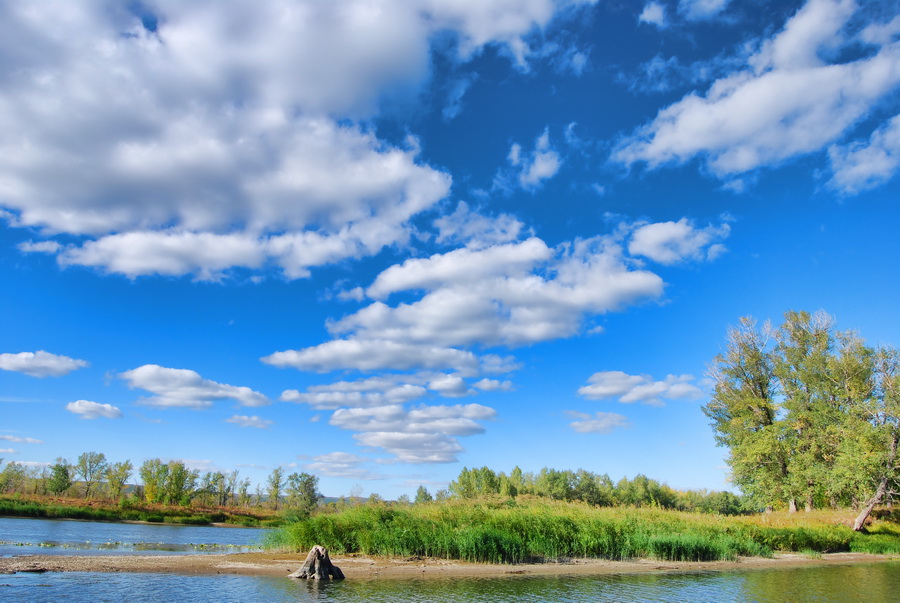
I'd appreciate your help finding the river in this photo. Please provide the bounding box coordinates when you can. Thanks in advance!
[0,516,266,555]
[2,517,898,601]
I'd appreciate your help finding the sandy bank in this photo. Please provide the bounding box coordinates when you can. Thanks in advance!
[1,552,897,580]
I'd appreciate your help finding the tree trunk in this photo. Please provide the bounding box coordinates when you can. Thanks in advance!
[805,492,813,512]
[289,545,345,580]
[853,477,888,532]
[788,498,797,513]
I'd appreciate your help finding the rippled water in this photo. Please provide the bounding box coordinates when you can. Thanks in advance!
[2,517,898,601]
[0,517,265,555]
[2,563,898,603]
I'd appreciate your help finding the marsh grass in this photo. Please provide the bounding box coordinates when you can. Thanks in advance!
[0,495,272,526]
[265,499,817,563]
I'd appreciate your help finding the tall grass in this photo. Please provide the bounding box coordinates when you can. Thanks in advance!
[0,495,273,526]
[265,499,789,563]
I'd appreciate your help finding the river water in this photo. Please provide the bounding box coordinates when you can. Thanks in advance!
[2,517,898,601]
[0,516,265,555]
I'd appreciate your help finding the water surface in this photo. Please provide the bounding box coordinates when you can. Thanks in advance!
[2,562,897,602]
[0,516,265,556]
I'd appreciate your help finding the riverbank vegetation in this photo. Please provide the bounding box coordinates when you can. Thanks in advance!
[266,497,900,564]
[704,311,900,530]
[0,493,280,526]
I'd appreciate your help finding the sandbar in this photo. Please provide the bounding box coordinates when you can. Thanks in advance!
[1,552,897,580]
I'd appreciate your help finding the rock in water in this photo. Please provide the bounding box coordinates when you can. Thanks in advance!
[288,545,345,580]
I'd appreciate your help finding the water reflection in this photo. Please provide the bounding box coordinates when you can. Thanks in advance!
[2,563,899,603]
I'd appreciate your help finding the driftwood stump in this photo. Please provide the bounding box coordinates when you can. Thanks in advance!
[288,545,345,580]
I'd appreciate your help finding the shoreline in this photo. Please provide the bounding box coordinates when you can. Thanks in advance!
[2,551,897,580]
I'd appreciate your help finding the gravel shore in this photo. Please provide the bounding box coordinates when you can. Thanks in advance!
[2,552,897,580]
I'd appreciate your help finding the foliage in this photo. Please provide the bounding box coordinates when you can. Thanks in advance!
[704,311,900,529]
[267,498,900,564]
[47,459,73,495]
[75,452,108,499]
[446,465,747,514]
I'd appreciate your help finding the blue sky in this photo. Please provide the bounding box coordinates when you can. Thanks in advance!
[1,0,898,499]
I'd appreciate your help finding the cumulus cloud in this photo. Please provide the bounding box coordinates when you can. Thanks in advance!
[0,351,89,378]
[120,364,269,409]
[615,0,900,185]
[639,2,668,28]
[330,235,664,350]
[331,403,495,435]
[327,403,497,464]
[678,0,730,21]
[0,435,43,444]
[65,400,123,420]
[829,114,900,194]
[226,414,273,429]
[265,219,721,376]
[304,451,383,480]
[578,370,703,406]
[473,378,514,392]
[433,202,526,250]
[503,129,562,190]
[0,1,597,280]
[264,340,481,374]
[567,410,631,433]
[628,219,729,264]
[282,382,429,410]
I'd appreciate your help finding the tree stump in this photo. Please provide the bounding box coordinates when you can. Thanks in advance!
[288,545,345,580]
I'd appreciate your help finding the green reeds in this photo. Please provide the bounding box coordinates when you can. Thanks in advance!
[265,499,795,563]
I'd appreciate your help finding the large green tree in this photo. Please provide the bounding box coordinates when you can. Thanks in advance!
[704,311,900,529]
[76,451,108,499]
[47,458,73,495]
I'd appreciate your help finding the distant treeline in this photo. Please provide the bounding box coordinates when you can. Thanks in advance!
[440,466,746,515]
[0,452,320,515]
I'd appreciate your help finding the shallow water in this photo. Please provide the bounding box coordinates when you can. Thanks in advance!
[2,563,898,602]
[0,516,265,556]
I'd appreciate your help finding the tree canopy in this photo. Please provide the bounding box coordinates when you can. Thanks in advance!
[704,311,900,530]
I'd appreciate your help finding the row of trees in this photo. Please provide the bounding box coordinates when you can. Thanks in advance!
[0,453,322,515]
[445,466,745,515]
[704,311,900,530]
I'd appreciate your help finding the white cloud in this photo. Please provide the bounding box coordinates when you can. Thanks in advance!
[473,378,513,391]
[355,431,465,464]
[578,370,703,406]
[433,202,526,250]
[266,224,677,376]
[0,1,596,280]
[304,451,382,480]
[120,364,269,409]
[615,0,900,183]
[65,400,123,420]
[0,435,43,444]
[263,340,481,374]
[226,414,273,429]
[427,374,474,398]
[678,0,729,21]
[367,238,552,299]
[327,402,496,464]
[282,383,428,410]
[330,403,495,436]
[0,448,15,454]
[628,218,730,265]
[0,351,89,378]
[331,234,664,349]
[567,410,631,433]
[503,129,561,190]
[639,2,668,28]
[17,240,60,254]
[829,114,900,194]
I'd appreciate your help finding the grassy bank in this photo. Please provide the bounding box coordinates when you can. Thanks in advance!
[265,498,900,564]
[0,494,279,527]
